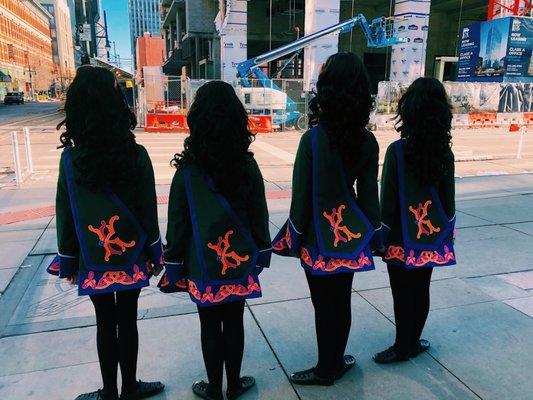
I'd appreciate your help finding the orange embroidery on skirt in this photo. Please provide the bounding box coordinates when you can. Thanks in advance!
[188,276,261,304]
[88,215,136,261]
[207,230,250,275]
[384,245,455,267]
[323,204,361,247]
[273,224,292,251]
[81,265,146,290]
[300,247,371,272]
[408,200,441,239]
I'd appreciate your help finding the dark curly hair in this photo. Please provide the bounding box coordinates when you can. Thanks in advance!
[395,77,453,186]
[57,66,139,191]
[308,52,373,161]
[172,81,254,197]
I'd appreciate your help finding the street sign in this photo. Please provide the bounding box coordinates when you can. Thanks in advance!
[79,23,91,41]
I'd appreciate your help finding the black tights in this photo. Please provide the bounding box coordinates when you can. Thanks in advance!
[305,270,354,378]
[387,264,433,356]
[197,300,245,396]
[90,289,141,396]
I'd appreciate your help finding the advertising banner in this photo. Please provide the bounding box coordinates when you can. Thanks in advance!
[389,0,431,83]
[505,17,533,82]
[303,0,340,91]
[457,17,532,83]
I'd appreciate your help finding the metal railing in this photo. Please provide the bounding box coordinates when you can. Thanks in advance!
[1,127,34,187]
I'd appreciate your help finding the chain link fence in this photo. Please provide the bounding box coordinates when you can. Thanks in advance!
[137,76,309,133]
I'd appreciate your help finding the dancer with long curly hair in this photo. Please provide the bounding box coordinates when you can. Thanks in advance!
[48,66,164,400]
[272,52,382,385]
[374,77,457,364]
[159,81,272,400]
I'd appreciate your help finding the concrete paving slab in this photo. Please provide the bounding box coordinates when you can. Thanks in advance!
[467,275,533,301]
[467,173,533,195]
[454,227,533,277]
[0,311,298,400]
[0,361,102,400]
[6,256,200,333]
[424,301,533,400]
[0,267,17,294]
[269,211,288,230]
[0,229,44,242]
[504,297,533,317]
[455,211,492,228]
[0,240,36,269]
[454,179,507,200]
[353,260,391,291]
[359,277,493,318]
[267,198,291,213]
[0,216,51,232]
[0,187,55,213]
[249,296,477,400]
[29,227,56,255]
[498,270,533,290]
[505,221,533,235]
[457,194,533,224]
[248,255,311,305]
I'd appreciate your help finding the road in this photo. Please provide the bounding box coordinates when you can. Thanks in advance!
[0,102,62,127]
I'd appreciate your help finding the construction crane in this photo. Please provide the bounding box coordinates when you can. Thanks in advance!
[235,14,406,130]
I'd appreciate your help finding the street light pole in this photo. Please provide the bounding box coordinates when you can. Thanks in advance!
[26,65,36,101]
[104,10,111,62]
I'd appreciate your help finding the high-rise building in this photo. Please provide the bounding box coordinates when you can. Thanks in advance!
[39,0,76,91]
[128,0,161,67]
[71,0,105,61]
[0,0,54,100]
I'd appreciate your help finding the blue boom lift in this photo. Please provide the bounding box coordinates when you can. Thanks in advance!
[235,14,406,130]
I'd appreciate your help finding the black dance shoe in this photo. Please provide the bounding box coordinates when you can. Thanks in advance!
[373,346,409,364]
[335,355,356,380]
[410,339,431,358]
[226,376,256,400]
[75,389,118,400]
[191,380,223,400]
[119,380,164,399]
[289,368,335,386]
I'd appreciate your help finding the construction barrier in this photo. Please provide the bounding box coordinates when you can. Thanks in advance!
[372,111,532,130]
[524,113,533,127]
[468,112,498,127]
[248,115,273,134]
[144,113,189,133]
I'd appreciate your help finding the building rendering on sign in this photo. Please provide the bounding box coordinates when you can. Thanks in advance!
[39,0,76,91]
[128,0,161,68]
[0,0,54,100]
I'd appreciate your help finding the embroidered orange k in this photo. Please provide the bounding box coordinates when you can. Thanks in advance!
[88,215,136,261]
[207,230,250,275]
[323,204,361,247]
[409,200,441,239]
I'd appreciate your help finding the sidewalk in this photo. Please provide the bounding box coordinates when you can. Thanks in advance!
[0,174,533,399]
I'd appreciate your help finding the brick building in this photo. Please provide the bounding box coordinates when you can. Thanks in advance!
[40,0,76,92]
[136,32,165,73]
[0,0,54,100]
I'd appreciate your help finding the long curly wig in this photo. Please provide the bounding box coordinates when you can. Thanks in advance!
[308,52,373,161]
[395,77,453,186]
[57,66,139,191]
[172,81,254,197]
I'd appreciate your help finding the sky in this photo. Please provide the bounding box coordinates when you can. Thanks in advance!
[101,0,132,69]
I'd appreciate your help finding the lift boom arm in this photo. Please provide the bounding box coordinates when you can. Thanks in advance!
[236,14,403,83]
